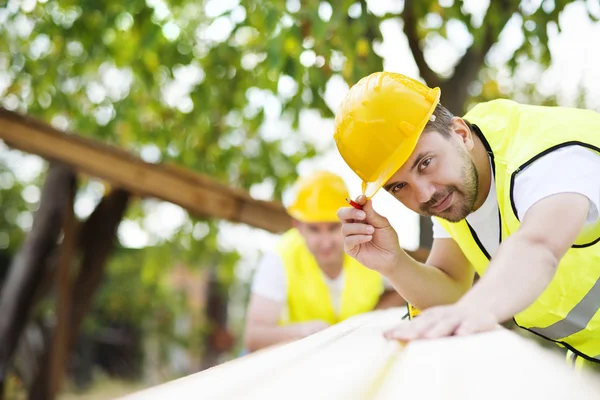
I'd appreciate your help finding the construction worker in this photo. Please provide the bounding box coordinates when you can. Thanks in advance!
[243,170,405,352]
[333,72,600,371]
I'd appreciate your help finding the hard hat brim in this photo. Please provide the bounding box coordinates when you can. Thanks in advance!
[361,87,441,199]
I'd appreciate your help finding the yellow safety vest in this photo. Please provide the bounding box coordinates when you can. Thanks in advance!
[276,228,383,325]
[435,99,600,361]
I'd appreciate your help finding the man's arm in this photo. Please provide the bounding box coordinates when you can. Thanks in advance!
[384,192,590,340]
[339,199,474,310]
[457,192,589,323]
[243,252,331,352]
[243,295,329,352]
[383,236,475,310]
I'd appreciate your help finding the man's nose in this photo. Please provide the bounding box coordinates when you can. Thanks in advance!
[319,234,335,249]
[414,182,436,204]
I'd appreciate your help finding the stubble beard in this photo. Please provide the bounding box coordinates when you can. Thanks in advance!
[422,155,479,223]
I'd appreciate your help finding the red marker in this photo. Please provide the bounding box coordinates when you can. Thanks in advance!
[346,198,362,210]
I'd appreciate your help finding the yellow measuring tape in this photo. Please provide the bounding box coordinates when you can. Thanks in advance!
[407,303,421,320]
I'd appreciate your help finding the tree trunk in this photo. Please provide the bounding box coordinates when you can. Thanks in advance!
[47,181,77,399]
[200,267,233,371]
[0,164,75,398]
[68,189,129,348]
[9,251,61,392]
[439,75,477,116]
[29,189,129,400]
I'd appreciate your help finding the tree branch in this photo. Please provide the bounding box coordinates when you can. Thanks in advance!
[451,0,515,89]
[402,0,440,87]
[48,182,78,398]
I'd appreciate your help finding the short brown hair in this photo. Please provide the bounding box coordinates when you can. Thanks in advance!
[423,102,454,138]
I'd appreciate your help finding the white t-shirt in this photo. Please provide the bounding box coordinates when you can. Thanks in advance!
[432,146,600,257]
[251,251,390,316]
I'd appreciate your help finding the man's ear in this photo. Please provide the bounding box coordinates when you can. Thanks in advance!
[292,219,299,228]
[451,117,474,151]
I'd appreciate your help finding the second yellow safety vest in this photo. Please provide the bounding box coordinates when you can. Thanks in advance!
[434,99,600,362]
[276,228,383,325]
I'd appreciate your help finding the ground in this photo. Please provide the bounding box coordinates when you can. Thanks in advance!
[59,377,147,400]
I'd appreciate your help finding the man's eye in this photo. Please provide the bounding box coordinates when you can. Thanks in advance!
[391,183,405,193]
[419,158,432,171]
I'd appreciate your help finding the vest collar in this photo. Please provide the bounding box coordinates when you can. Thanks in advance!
[468,124,503,260]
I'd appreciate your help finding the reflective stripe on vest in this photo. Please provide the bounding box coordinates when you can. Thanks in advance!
[529,278,600,349]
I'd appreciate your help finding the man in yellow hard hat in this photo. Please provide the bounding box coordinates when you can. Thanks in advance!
[334,71,600,370]
[243,170,405,352]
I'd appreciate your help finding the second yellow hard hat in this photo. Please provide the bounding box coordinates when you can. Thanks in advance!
[333,72,440,199]
[286,171,350,223]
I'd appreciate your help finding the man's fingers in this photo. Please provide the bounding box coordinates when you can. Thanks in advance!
[337,206,366,223]
[355,194,368,206]
[383,321,411,340]
[454,323,476,336]
[383,318,436,341]
[339,198,391,229]
[360,199,391,228]
[344,235,373,251]
[423,317,461,338]
[342,222,374,237]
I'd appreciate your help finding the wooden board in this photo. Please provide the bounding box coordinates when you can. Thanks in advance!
[118,308,600,399]
[0,108,291,233]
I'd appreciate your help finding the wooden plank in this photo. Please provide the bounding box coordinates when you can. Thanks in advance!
[0,108,291,233]
[118,308,600,400]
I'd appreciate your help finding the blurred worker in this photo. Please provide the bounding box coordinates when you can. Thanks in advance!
[243,171,405,352]
[334,72,600,372]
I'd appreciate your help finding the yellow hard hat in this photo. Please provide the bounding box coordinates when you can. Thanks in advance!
[286,171,350,223]
[333,72,441,199]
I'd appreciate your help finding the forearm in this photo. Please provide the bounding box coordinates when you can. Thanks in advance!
[244,324,307,352]
[457,233,559,322]
[383,251,471,310]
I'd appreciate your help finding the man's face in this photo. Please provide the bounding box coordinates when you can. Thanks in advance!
[383,122,479,222]
[296,222,344,268]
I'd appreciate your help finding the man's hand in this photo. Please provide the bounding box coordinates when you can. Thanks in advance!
[244,294,330,351]
[383,304,500,341]
[297,320,330,338]
[338,195,403,274]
